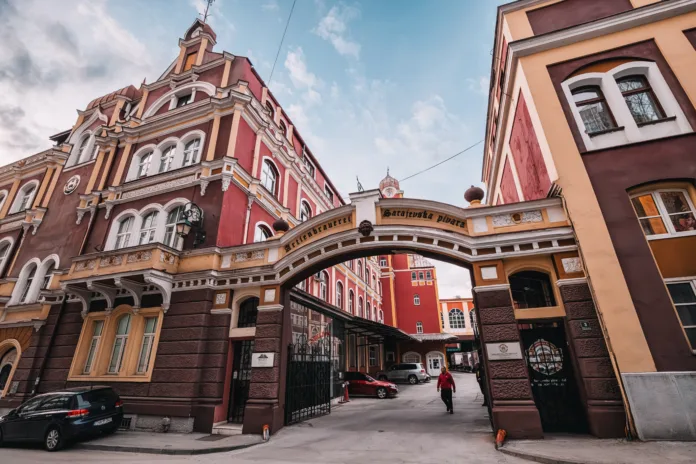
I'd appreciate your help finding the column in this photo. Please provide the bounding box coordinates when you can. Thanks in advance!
[473,284,543,439]
[559,278,625,438]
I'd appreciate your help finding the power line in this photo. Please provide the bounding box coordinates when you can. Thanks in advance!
[268,0,298,86]
[399,140,484,183]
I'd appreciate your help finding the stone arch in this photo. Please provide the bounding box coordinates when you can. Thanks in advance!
[230,288,261,331]
[0,339,22,397]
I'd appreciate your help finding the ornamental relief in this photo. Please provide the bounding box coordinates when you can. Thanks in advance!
[121,175,198,200]
[127,251,152,264]
[75,260,97,272]
[100,256,123,267]
[234,250,265,262]
[492,210,543,227]
[160,252,177,264]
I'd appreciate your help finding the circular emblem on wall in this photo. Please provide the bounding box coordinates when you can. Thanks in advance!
[64,175,80,195]
[527,338,563,376]
[498,343,509,354]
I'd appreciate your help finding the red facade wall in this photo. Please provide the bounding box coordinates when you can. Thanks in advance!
[216,183,249,247]
[214,114,234,159]
[246,204,276,244]
[500,158,520,204]
[386,254,440,335]
[509,93,551,201]
[286,176,299,216]
[234,118,256,174]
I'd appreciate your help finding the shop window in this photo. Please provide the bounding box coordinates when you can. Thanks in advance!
[631,189,696,238]
[238,297,259,328]
[509,271,557,309]
[414,294,420,306]
[416,322,423,334]
[70,306,162,381]
[369,346,378,367]
[666,280,696,353]
[449,308,466,329]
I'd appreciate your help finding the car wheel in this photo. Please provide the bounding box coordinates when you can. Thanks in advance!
[408,375,418,385]
[376,387,388,399]
[44,426,63,452]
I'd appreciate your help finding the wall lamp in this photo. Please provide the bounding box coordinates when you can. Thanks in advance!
[176,202,206,248]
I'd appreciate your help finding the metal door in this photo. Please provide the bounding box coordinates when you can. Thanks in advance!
[228,340,254,423]
[519,322,588,433]
[285,340,332,425]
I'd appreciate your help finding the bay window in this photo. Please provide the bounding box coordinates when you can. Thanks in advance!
[108,315,131,374]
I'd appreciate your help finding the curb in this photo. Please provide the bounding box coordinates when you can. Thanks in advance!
[75,440,262,456]
[497,447,594,464]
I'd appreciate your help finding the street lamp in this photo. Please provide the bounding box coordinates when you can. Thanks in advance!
[176,202,206,248]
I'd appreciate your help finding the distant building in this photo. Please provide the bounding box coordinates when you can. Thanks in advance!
[439,297,478,369]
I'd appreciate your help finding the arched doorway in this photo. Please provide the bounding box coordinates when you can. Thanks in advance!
[425,351,445,377]
[0,343,19,397]
[228,297,259,424]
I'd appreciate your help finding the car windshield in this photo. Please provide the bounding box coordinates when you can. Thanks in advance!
[365,375,375,382]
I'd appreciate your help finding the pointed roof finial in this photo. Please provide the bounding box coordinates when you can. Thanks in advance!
[201,0,215,23]
[386,166,390,176]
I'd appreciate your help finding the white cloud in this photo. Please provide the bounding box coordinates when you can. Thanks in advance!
[190,0,235,32]
[314,4,361,59]
[434,262,473,299]
[466,76,490,96]
[0,0,161,163]
[284,47,323,106]
[261,0,279,11]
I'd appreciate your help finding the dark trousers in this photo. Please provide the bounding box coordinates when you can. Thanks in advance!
[440,388,453,411]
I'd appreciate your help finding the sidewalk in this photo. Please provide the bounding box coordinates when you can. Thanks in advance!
[498,435,696,464]
[75,430,264,455]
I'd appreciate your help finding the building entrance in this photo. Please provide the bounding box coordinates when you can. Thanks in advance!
[426,351,445,377]
[519,321,588,434]
[228,339,254,424]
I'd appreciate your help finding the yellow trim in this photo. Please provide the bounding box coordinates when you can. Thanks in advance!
[225,109,242,159]
[218,59,233,97]
[0,339,22,398]
[67,305,163,383]
[98,146,117,191]
[135,89,149,120]
[109,100,125,126]
[0,179,20,218]
[205,114,221,161]
[32,167,54,209]
[85,149,106,195]
[41,166,62,209]
[174,46,187,74]
[112,143,133,187]
[195,38,208,66]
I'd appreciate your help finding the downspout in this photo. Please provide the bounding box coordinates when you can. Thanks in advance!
[560,195,637,439]
[242,195,254,245]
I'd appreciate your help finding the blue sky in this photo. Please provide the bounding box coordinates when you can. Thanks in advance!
[0,0,506,297]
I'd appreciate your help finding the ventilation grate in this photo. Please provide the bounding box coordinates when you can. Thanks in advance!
[119,417,133,430]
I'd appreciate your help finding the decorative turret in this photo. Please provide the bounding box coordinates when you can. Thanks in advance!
[464,185,485,207]
[379,169,403,198]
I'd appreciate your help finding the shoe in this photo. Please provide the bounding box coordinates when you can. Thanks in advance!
[450,410,454,414]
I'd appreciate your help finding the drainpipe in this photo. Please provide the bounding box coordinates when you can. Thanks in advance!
[30,298,67,397]
[242,195,254,245]
[560,195,637,439]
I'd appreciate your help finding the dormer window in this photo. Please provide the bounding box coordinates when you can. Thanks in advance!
[266,102,275,120]
[279,121,288,137]
[176,93,193,108]
[11,182,39,213]
[76,136,90,163]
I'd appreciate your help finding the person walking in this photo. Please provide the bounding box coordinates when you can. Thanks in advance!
[436,366,456,414]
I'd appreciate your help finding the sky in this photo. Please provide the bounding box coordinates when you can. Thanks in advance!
[0,0,506,299]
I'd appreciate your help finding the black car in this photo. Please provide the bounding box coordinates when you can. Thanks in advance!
[0,386,123,451]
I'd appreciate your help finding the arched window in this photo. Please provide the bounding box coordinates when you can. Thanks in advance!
[76,135,91,164]
[403,352,421,363]
[378,309,384,323]
[416,322,423,334]
[617,75,664,124]
[449,308,466,329]
[138,211,159,245]
[41,262,56,290]
[279,120,288,137]
[372,273,377,287]
[378,282,382,295]
[261,160,278,196]
[266,101,275,120]
[164,206,185,248]
[254,224,273,243]
[115,216,134,249]
[366,301,372,320]
[296,279,306,291]
[12,182,37,213]
[136,317,158,374]
[0,241,11,276]
[357,261,363,278]
[238,297,259,328]
[358,297,363,318]
[414,294,420,305]
[631,189,696,237]
[19,264,37,304]
[182,138,201,166]
[83,320,104,374]
[0,347,17,392]
[365,272,370,286]
[319,271,329,302]
[108,314,131,374]
[336,281,343,309]
[300,201,312,222]
[509,271,557,309]
[158,146,176,173]
[348,290,354,314]
[570,86,615,135]
[137,152,153,179]
[0,191,6,212]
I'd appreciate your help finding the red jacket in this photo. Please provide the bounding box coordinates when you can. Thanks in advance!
[437,372,456,390]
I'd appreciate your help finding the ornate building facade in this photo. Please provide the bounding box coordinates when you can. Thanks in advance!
[484,0,696,440]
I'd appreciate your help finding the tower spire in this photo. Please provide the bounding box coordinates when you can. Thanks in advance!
[201,0,215,23]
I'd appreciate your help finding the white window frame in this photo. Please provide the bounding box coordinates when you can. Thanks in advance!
[182,138,201,166]
[163,205,184,249]
[358,297,363,318]
[261,159,279,197]
[158,145,176,173]
[631,189,696,240]
[254,223,273,243]
[380,258,387,267]
[0,238,14,276]
[449,308,466,329]
[137,151,153,179]
[336,281,343,309]
[416,322,423,334]
[348,290,354,314]
[562,61,692,151]
[366,301,372,320]
[83,320,104,374]
[10,181,40,214]
[115,216,135,249]
[324,185,334,204]
[319,271,329,302]
[664,277,696,354]
[136,317,158,374]
[300,201,312,222]
[138,211,159,245]
[108,315,131,374]
[414,294,421,306]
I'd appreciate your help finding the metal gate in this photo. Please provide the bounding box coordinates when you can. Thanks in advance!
[284,339,332,425]
[519,321,588,433]
[228,339,254,423]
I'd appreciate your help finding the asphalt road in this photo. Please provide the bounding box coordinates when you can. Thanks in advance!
[1,372,524,463]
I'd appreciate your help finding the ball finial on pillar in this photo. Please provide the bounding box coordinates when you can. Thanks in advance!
[464,185,485,207]
[272,218,290,236]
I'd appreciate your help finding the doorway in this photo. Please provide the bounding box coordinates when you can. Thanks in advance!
[228,339,254,423]
[519,321,588,433]
[426,351,445,377]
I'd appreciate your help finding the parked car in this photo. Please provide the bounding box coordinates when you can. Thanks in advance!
[376,363,430,384]
[0,386,123,451]
[344,372,398,399]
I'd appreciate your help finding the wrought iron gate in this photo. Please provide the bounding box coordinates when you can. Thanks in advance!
[285,339,332,425]
[519,322,588,433]
[228,340,254,423]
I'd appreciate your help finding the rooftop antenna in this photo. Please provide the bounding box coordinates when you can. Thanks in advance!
[200,0,215,23]
[356,176,364,192]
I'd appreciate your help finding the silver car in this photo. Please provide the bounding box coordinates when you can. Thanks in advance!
[377,363,430,384]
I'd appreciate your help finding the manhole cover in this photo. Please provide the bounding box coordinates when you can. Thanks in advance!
[197,435,228,441]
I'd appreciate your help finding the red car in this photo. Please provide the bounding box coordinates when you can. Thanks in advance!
[344,372,398,399]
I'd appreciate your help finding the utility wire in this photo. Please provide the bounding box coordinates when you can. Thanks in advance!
[268,0,298,86]
[399,140,484,183]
